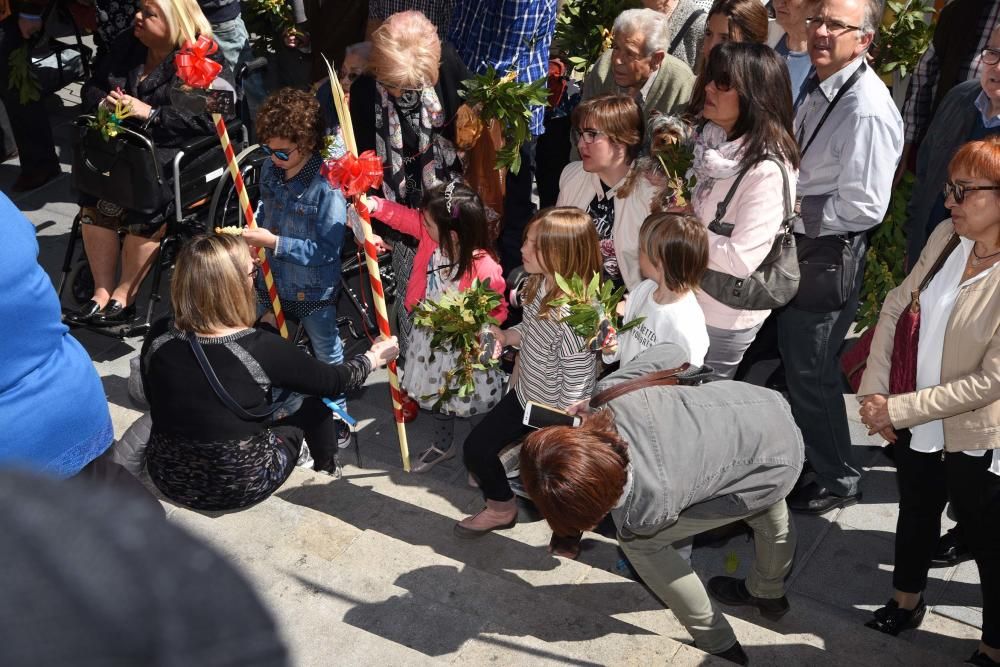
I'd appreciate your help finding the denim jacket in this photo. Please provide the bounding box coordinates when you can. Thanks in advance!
[256,154,346,303]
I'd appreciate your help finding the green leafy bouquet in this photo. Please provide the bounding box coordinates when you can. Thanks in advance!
[459,67,549,174]
[874,0,935,79]
[553,0,641,76]
[87,98,135,141]
[8,45,40,105]
[242,0,297,55]
[412,279,503,410]
[548,273,644,351]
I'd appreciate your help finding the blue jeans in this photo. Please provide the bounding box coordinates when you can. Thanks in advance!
[300,303,346,410]
[211,16,253,74]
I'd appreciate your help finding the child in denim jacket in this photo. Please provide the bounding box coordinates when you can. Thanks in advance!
[242,88,349,422]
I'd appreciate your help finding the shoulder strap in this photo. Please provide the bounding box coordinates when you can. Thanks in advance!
[709,156,793,236]
[589,363,715,408]
[669,9,705,55]
[918,233,962,292]
[761,156,794,222]
[186,332,281,420]
[800,61,866,158]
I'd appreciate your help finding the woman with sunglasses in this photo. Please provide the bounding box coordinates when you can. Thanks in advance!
[239,88,355,443]
[859,136,1000,667]
[556,94,657,290]
[905,27,1000,270]
[689,41,799,380]
[349,10,470,361]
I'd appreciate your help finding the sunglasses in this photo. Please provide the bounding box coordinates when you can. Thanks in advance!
[571,128,607,145]
[707,72,733,92]
[260,144,298,161]
[944,180,1000,204]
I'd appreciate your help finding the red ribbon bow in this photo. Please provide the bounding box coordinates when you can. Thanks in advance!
[322,150,384,197]
[174,35,223,89]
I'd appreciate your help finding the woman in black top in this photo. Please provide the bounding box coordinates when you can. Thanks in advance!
[141,234,398,510]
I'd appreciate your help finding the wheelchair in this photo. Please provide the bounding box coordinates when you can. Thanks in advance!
[59,60,268,338]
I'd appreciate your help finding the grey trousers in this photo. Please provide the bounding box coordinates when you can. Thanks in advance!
[619,501,795,653]
[704,322,764,380]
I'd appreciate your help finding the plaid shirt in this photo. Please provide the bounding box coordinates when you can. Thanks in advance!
[449,0,558,136]
[368,0,455,38]
[902,0,1000,143]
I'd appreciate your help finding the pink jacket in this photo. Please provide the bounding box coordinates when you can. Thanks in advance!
[369,197,508,323]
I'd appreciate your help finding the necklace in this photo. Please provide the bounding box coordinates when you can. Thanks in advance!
[971,243,1000,267]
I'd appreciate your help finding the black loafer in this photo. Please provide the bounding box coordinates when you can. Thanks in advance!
[707,576,790,621]
[931,527,973,568]
[787,480,861,515]
[864,597,926,636]
[710,641,749,665]
[92,300,136,325]
[65,300,102,324]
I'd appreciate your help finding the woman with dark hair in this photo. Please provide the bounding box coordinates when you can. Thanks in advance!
[556,94,658,290]
[686,0,769,118]
[859,137,1000,665]
[519,342,803,665]
[690,41,799,379]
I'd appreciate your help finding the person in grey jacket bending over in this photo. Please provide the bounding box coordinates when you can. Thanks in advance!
[519,343,803,666]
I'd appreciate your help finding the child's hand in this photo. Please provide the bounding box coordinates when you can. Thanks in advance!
[242,227,278,250]
[601,329,618,355]
[489,325,507,356]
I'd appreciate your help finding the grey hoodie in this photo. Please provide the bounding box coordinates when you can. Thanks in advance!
[602,343,804,539]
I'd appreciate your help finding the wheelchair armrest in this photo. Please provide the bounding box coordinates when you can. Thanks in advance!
[177,134,220,155]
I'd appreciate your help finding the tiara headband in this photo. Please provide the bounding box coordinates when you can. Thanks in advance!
[444,180,459,219]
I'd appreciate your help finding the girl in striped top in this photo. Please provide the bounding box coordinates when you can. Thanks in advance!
[455,207,603,538]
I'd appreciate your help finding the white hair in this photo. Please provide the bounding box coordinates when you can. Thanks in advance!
[613,8,671,55]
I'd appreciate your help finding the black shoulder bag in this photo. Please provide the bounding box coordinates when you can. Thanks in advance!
[186,332,284,420]
[698,157,801,310]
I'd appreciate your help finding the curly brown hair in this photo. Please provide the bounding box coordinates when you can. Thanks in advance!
[255,87,323,154]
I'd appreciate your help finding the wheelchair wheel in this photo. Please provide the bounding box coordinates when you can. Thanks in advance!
[66,259,95,308]
[207,144,268,231]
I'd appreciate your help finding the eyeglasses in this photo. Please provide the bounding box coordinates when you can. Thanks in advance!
[260,145,297,161]
[944,180,1000,204]
[982,48,1000,66]
[248,266,260,280]
[805,17,862,34]
[571,128,607,145]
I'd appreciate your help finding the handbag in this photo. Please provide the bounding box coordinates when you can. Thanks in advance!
[699,157,801,310]
[589,363,715,408]
[840,233,961,393]
[790,233,860,312]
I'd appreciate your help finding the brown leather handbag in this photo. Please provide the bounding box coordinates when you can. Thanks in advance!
[589,363,714,408]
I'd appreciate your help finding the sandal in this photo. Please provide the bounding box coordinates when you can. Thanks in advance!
[411,443,456,473]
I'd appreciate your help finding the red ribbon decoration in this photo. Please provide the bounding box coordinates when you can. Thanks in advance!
[322,150,384,197]
[174,35,223,89]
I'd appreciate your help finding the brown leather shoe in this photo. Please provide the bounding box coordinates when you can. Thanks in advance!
[12,164,61,192]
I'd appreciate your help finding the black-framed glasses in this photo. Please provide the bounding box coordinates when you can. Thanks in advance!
[944,180,1000,204]
[571,128,607,145]
[248,266,260,280]
[260,144,297,161]
[982,48,1000,66]
[805,17,862,34]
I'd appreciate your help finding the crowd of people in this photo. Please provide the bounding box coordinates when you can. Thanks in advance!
[3,0,1000,664]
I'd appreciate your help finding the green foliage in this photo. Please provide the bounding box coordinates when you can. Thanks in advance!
[411,279,502,410]
[874,0,935,79]
[242,0,295,55]
[553,0,641,76]
[459,68,549,174]
[8,45,40,105]
[87,99,135,141]
[549,272,644,350]
[653,140,697,208]
[856,173,913,332]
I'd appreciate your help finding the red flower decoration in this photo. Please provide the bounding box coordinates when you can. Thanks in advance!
[174,35,223,89]
[322,150,384,197]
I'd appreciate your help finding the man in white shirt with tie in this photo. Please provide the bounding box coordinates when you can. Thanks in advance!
[779,0,904,514]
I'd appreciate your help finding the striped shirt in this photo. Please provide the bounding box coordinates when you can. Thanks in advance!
[511,284,600,410]
[448,0,558,136]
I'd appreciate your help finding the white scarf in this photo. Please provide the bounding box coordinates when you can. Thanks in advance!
[691,122,747,212]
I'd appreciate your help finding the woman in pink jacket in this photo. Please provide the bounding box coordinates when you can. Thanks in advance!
[368,181,508,472]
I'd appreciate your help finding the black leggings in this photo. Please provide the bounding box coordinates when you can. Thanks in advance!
[892,430,948,594]
[948,451,1000,648]
[272,396,339,472]
[463,390,530,502]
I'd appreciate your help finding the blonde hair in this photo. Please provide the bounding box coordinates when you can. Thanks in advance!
[370,10,441,90]
[150,0,212,49]
[172,234,256,334]
[522,207,603,318]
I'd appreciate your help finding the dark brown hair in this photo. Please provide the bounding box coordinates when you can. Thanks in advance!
[255,87,324,155]
[519,409,629,537]
[422,180,495,281]
[571,94,645,162]
[688,0,769,116]
[700,42,800,169]
[639,212,709,291]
